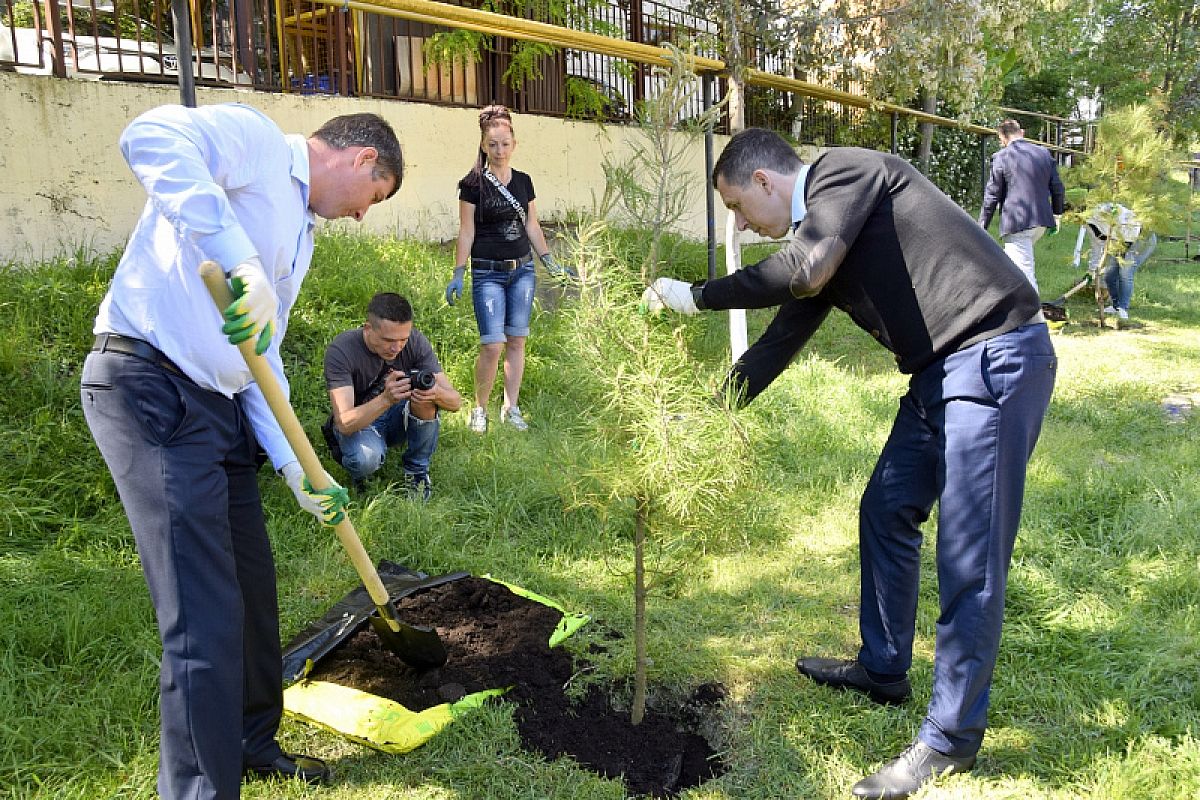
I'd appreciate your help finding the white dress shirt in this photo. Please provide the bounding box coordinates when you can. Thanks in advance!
[95,102,314,470]
[791,164,812,229]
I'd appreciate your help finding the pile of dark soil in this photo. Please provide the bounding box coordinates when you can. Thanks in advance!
[305,576,726,797]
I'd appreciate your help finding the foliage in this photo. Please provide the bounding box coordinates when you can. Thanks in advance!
[896,120,987,210]
[870,0,1037,117]
[1060,102,1184,324]
[1076,0,1200,141]
[600,44,724,282]
[422,0,620,118]
[576,46,742,725]
[1063,103,1183,241]
[557,221,748,726]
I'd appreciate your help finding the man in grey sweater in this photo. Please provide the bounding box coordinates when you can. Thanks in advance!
[644,128,1057,799]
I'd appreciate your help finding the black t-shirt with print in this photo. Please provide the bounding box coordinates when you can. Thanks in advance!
[458,169,536,261]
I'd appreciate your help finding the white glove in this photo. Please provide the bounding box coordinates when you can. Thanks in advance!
[221,257,277,355]
[281,461,348,526]
[640,278,699,315]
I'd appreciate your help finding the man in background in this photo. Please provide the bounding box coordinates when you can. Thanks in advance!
[979,119,1066,292]
[324,292,462,499]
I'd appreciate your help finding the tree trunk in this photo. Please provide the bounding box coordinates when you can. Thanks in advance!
[631,495,649,726]
[917,92,937,174]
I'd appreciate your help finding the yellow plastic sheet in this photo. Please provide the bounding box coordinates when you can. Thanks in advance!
[284,680,504,753]
[283,577,588,752]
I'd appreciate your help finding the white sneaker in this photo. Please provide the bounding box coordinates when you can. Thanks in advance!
[1117,308,1129,320]
[1102,305,1117,314]
[501,406,529,431]
[467,406,487,433]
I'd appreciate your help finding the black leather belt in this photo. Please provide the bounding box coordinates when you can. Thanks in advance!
[92,333,187,379]
[471,253,532,271]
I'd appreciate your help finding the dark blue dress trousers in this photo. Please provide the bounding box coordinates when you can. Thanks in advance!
[82,350,285,799]
[856,323,1057,757]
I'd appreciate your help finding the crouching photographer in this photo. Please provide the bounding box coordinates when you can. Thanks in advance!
[323,293,462,499]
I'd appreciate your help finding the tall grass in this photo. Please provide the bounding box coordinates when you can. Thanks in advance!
[1,218,1198,799]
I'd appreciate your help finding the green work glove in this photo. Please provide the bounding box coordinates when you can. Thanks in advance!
[541,253,578,281]
[221,257,277,355]
[1046,216,1061,236]
[281,462,349,526]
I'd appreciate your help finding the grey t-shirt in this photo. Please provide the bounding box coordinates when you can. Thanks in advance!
[324,326,441,406]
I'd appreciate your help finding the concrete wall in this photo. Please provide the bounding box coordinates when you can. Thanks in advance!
[0,71,732,264]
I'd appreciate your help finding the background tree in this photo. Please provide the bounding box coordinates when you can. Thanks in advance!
[1062,102,1183,323]
[1076,0,1199,141]
[601,44,724,282]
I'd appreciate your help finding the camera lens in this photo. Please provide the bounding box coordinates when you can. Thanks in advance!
[409,369,436,391]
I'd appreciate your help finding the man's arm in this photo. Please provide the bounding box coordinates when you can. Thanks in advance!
[725,297,832,406]
[119,104,272,272]
[1048,160,1066,216]
[411,373,463,415]
[329,382,397,436]
[978,153,1005,230]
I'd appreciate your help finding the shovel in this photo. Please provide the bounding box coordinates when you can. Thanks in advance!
[1044,225,1094,310]
[199,261,447,670]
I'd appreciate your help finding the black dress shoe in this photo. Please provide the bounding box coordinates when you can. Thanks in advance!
[244,752,331,784]
[852,740,975,799]
[795,657,911,705]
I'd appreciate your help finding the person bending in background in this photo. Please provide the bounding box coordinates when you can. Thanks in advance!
[323,292,462,500]
[81,104,403,799]
[444,103,573,433]
[1086,202,1158,320]
[644,128,1056,800]
[978,119,1066,292]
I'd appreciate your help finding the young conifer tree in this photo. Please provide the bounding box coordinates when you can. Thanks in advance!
[562,47,744,725]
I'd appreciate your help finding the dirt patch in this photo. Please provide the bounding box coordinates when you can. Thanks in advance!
[305,576,726,797]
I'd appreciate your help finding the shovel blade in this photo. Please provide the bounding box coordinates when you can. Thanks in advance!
[368,604,447,669]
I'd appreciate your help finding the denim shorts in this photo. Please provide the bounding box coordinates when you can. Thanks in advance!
[471,262,536,344]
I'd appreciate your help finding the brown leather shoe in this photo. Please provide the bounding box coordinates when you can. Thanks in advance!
[795,656,911,705]
[852,740,975,799]
[244,752,331,784]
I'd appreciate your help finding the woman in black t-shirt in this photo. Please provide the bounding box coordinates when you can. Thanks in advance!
[444,104,571,433]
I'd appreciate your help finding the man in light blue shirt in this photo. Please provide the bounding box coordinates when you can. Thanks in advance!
[81,103,403,799]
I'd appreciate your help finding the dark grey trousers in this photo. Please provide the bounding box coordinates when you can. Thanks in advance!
[82,349,284,800]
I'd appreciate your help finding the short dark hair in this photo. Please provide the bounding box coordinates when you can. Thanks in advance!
[366,292,412,324]
[312,113,404,198]
[712,128,803,189]
[998,119,1023,139]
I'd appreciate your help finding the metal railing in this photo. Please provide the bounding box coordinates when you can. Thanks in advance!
[2,0,1090,199]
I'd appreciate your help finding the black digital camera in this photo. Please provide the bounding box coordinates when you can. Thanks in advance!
[407,368,436,391]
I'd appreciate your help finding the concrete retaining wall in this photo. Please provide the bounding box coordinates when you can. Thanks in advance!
[0,72,738,264]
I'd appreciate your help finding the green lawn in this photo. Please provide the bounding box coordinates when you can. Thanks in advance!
[1,217,1198,799]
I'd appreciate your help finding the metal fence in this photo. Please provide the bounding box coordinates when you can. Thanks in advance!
[2,0,1089,205]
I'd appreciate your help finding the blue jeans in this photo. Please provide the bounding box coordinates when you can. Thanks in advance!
[1101,233,1157,311]
[472,262,536,344]
[334,400,439,480]
[857,323,1057,758]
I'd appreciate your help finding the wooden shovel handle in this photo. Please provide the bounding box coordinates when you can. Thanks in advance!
[198,260,398,624]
